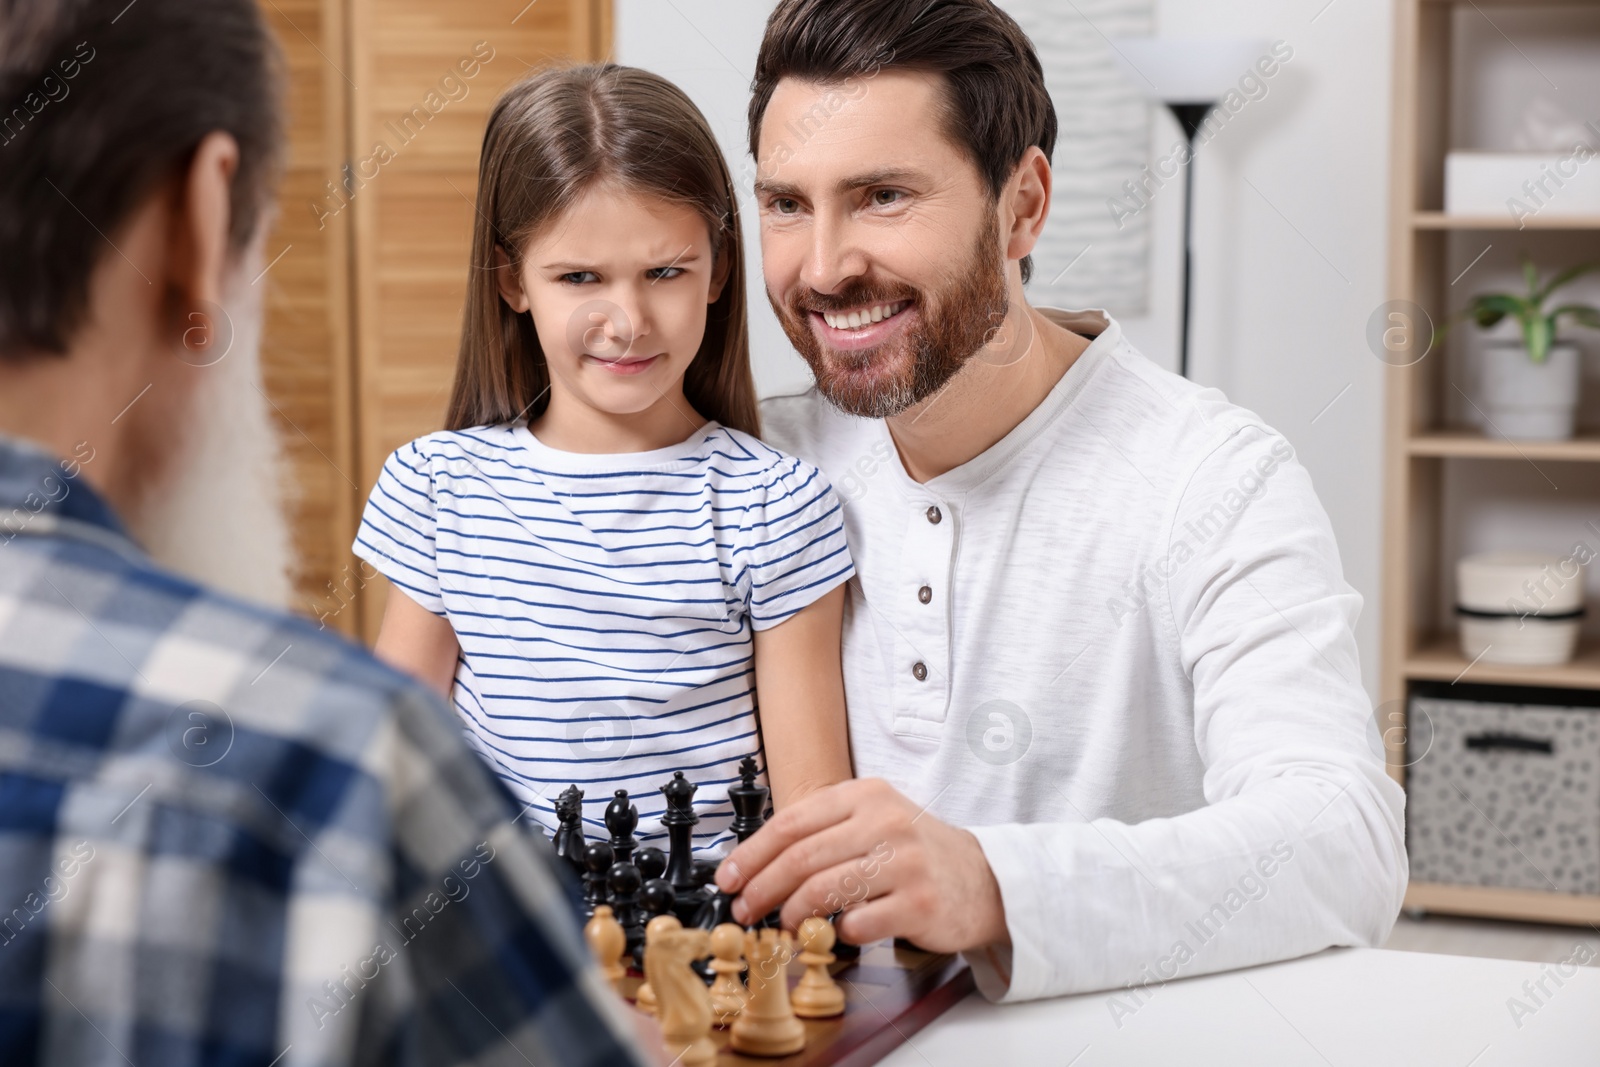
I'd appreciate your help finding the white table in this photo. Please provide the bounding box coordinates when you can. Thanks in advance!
[879,947,1599,1066]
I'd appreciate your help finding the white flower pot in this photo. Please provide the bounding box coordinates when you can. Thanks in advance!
[1480,340,1580,441]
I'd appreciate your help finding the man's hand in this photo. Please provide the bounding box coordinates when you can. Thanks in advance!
[713,778,1010,954]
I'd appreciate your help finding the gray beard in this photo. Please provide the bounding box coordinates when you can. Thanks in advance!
[132,279,296,610]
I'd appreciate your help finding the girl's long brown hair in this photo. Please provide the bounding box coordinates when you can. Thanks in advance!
[445,64,759,437]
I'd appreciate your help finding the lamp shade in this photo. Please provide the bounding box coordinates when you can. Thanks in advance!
[1108,36,1274,104]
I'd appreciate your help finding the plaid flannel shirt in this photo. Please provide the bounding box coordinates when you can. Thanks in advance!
[0,436,646,1067]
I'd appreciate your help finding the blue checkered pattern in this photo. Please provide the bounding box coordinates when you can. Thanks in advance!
[0,436,646,1067]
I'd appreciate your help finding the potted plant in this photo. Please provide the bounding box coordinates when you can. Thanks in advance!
[1435,258,1600,441]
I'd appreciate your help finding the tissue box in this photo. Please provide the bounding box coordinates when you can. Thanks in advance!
[1407,689,1600,894]
[1445,151,1600,219]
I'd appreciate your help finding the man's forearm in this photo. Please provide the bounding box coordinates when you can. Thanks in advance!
[965,761,1406,1003]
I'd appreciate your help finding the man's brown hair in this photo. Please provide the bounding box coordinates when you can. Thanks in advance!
[0,0,283,359]
[748,0,1056,284]
[446,64,759,437]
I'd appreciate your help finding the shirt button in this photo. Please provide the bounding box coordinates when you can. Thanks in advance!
[918,585,932,604]
[926,506,942,525]
[912,661,928,681]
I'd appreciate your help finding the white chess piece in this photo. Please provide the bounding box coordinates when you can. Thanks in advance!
[709,923,748,1027]
[791,916,845,1018]
[634,913,681,1016]
[646,926,716,1067]
[584,905,626,994]
[730,928,805,1056]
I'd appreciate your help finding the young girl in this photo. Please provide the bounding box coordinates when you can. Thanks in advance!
[354,64,854,855]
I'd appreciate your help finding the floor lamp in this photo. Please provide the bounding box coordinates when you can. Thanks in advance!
[1109,37,1270,380]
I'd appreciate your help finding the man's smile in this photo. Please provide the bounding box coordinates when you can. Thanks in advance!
[808,300,916,352]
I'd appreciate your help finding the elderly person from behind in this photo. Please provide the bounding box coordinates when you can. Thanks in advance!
[0,2,646,1064]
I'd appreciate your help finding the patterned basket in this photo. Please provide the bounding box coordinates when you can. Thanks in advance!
[1407,690,1600,895]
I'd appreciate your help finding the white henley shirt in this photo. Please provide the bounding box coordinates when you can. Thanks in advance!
[760,307,1408,1004]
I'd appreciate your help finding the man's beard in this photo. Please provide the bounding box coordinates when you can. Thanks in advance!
[129,274,296,609]
[771,208,1010,419]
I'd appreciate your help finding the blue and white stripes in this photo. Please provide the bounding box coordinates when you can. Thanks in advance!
[355,421,853,855]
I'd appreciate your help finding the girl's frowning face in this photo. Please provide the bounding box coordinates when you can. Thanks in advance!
[496,183,728,440]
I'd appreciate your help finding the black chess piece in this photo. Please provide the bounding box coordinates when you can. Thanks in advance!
[604,789,638,867]
[832,922,862,961]
[552,785,585,877]
[679,860,721,984]
[633,877,677,970]
[662,772,717,924]
[728,756,768,844]
[691,858,717,884]
[634,845,667,885]
[607,861,645,957]
[725,760,781,928]
[691,856,737,932]
[639,877,676,921]
[661,773,698,886]
[580,841,614,919]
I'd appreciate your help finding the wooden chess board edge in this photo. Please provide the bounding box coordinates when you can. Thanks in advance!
[830,957,974,1067]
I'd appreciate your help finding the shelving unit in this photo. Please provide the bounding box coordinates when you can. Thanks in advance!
[1412,211,1600,230]
[1408,432,1600,461]
[1382,0,1600,926]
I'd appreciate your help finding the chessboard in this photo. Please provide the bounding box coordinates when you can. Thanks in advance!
[555,761,973,1065]
[618,938,972,1067]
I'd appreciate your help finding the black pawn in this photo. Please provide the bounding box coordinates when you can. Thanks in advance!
[605,789,639,867]
[728,756,768,844]
[634,846,667,884]
[607,861,644,956]
[580,841,613,919]
[691,858,719,889]
[634,878,676,969]
[552,785,585,877]
[682,860,722,984]
[829,909,862,960]
[640,877,676,922]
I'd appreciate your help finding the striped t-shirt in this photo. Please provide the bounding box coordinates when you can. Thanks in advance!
[353,420,854,856]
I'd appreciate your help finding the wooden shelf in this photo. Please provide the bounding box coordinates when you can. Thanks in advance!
[1413,211,1600,231]
[1421,0,1600,7]
[1385,0,1600,930]
[1406,882,1600,926]
[1406,636,1600,688]
[1408,432,1600,462]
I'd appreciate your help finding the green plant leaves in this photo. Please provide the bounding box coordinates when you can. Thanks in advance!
[1525,313,1553,363]
[1534,262,1600,304]
[1552,304,1600,331]
[1468,293,1527,331]
[1450,260,1600,362]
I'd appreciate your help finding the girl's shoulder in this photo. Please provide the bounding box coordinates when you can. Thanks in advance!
[390,424,524,470]
[703,424,827,490]
[373,425,537,496]
[403,423,520,458]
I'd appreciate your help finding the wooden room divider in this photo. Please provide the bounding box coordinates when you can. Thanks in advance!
[256,0,611,643]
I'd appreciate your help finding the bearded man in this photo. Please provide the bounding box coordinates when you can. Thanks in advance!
[0,2,645,1063]
[715,0,1408,1004]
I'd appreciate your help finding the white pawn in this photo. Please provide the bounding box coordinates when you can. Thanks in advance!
[708,922,747,1027]
[791,916,845,1018]
[584,905,627,995]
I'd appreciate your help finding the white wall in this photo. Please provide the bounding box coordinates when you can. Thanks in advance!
[616,0,1396,700]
